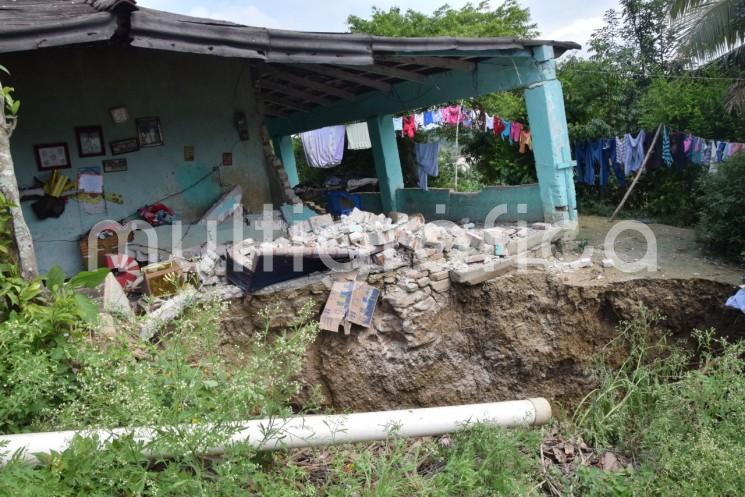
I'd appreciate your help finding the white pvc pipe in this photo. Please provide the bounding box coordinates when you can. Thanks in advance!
[0,399,551,466]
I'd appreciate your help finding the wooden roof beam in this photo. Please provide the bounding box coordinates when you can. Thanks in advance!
[375,55,475,72]
[343,63,427,82]
[255,79,331,106]
[260,93,314,113]
[261,65,356,100]
[295,64,392,92]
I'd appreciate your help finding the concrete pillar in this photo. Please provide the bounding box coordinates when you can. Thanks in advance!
[524,46,577,222]
[273,135,299,187]
[367,114,404,212]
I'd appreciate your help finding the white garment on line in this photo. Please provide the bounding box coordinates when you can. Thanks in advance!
[345,122,372,150]
[392,117,403,131]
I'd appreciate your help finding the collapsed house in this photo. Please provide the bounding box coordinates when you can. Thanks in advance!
[0,0,581,328]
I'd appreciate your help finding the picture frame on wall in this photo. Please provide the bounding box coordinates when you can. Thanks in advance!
[103,158,128,173]
[135,117,164,147]
[33,143,71,171]
[110,137,139,155]
[75,125,105,157]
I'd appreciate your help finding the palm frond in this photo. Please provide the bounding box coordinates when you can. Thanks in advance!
[671,0,710,18]
[674,0,745,61]
[724,79,745,112]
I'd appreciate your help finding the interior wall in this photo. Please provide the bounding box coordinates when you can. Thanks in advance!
[4,45,272,275]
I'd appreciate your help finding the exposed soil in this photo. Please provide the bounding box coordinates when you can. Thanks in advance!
[222,270,744,413]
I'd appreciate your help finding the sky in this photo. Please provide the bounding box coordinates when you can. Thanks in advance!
[137,0,619,57]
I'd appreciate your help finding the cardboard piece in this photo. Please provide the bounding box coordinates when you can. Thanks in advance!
[319,273,380,333]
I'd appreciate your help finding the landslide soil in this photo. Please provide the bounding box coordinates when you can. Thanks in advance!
[222,272,744,412]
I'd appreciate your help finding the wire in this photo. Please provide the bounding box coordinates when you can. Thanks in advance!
[563,68,745,82]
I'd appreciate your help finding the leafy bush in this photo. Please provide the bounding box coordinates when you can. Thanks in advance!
[696,154,745,263]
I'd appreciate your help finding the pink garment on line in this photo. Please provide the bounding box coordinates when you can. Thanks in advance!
[684,134,692,153]
[510,122,523,143]
[441,105,462,125]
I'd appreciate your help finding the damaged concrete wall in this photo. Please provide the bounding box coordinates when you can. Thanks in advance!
[4,45,272,274]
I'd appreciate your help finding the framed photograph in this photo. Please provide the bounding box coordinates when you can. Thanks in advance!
[222,152,233,166]
[103,158,128,173]
[110,137,139,155]
[109,106,129,124]
[34,143,71,171]
[75,125,105,157]
[136,117,164,148]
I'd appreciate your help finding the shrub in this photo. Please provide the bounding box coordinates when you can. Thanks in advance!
[696,153,745,263]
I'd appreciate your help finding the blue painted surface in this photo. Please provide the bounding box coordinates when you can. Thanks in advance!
[367,114,404,212]
[523,46,577,222]
[273,135,299,187]
[396,185,543,222]
[5,46,272,275]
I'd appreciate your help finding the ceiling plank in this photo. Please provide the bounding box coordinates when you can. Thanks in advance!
[260,94,313,113]
[261,66,356,100]
[295,64,392,92]
[343,63,427,82]
[262,105,287,117]
[255,79,331,106]
[375,55,475,72]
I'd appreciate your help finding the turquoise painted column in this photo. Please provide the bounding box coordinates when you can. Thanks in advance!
[273,135,299,187]
[524,45,577,222]
[367,114,404,212]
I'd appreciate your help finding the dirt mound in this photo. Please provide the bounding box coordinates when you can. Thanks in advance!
[222,273,744,411]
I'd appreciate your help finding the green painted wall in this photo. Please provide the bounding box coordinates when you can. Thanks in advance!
[4,46,272,275]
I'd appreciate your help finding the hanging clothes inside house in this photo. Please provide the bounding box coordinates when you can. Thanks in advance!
[415,141,441,191]
[392,116,403,132]
[345,122,371,150]
[300,125,346,168]
[519,130,532,154]
[623,130,646,175]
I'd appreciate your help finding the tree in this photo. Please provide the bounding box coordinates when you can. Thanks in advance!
[0,65,38,280]
[671,0,745,111]
[347,0,537,38]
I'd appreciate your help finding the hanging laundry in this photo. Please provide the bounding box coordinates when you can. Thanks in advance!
[716,141,726,163]
[615,136,625,172]
[684,134,692,154]
[402,115,417,139]
[485,113,494,131]
[518,130,532,154]
[462,108,474,128]
[442,105,462,125]
[574,142,592,185]
[670,131,687,169]
[623,130,646,174]
[510,122,523,144]
[345,122,371,150]
[415,113,425,128]
[300,125,346,168]
[661,126,673,167]
[603,138,625,187]
[392,117,403,132]
[423,111,434,127]
[501,119,512,143]
[493,116,505,136]
[415,141,441,191]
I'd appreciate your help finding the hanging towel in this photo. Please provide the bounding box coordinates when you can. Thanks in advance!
[623,131,646,174]
[345,122,371,150]
[402,115,417,139]
[519,130,532,153]
[661,126,673,167]
[392,117,403,132]
[415,141,441,191]
[300,125,346,168]
[510,122,523,144]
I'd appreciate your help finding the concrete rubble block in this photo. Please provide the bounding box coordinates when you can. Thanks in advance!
[397,230,421,251]
[430,269,450,281]
[416,277,430,288]
[482,227,509,246]
[289,220,311,237]
[450,257,516,285]
[405,269,427,280]
[505,228,558,255]
[402,280,420,293]
[466,253,486,264]
[429,277,451,293]
[309,213,334,234]
[601,258,615,268]
[531,222,552,230]
[422,223,443,245]
[413,295,437,312]
[383,288,427,308]
[467,231,484,249]
[402,214,425,233]
[388,211,409,224]
[368,228,397,246]
[349,231,370,248]
[414,247,441,263]
[568,257,593,269]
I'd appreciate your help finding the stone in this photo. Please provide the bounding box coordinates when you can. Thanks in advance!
[309,213,334,234]
[388,212,409,224]
[368,229,396,246]
[466,253,486,264]
[403,280,420,293]
[349,232,370,247]
[430,269,449,281]
[531,222,552,230]
[397,230,421,251]
[422,223,443,245]
[568,257,593,269]
[416,277,431,288]
[413,296,437,312]
[601,258,615,268]
[383,289,427,308]
[482,228,509,246]
[430,278,451,293]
